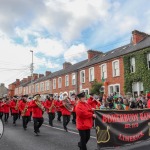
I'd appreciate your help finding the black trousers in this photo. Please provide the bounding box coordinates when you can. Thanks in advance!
[22,116,30,129]
[33,117,44,133]
[63,115,70,129]
[72,112,76,124]
[4,113,9,122]
[29,112,32,121]
[78,129,91,150]
[12,113,18,124]
[48,113,55,126]
[57,111,62,121]
[0,112,3,119]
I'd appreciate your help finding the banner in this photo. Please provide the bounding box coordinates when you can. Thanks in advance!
[95,109,150,149]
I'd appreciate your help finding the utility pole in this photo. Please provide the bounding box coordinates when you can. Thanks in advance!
[30,50,34,95]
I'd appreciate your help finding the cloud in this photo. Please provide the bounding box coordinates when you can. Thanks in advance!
[64,43,87,64]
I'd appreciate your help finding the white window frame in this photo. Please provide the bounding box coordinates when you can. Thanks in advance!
[80,70,85,83]
[29,85,31,93]
[26,87,28,94]
[108,84,120,96]
[35,84,39,93]
[65,75,69,87]
[81,88,89,95]
[69,90,76,97]
[40,82,44,92]
[132,82,144,97]
[112,60,120,77]
[89,67,94,82]
[72,73,76,85]
[45,81,50,91]
[130,57,135,73]
[53,79,56,89]
[58,77,62,88]
[147,53,150,69]
[100,63,107,79]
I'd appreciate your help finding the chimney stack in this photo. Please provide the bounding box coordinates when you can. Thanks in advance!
[33,73,38,80]
[63,62,72,69]
[45,71,51,76]
[27,76,31,82]
[132,30,149,45]
[38,74,44,78]
[87,50,103,61]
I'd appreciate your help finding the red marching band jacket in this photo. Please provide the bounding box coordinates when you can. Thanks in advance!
[60,101,71,116]
[44,99,56,113]
[10,100,19,114]
[3,102,10,113]
[75,101,93,130]
[55,100,62,112]
[87,97,100,109]
[19,101,31,116]
[0,101,4,113]
[29,100,43,118]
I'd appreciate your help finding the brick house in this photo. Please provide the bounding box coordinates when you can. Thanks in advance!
[10,30,150,98]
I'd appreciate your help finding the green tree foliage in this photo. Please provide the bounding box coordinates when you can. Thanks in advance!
[90,79,103,95]
[123,47,150,94]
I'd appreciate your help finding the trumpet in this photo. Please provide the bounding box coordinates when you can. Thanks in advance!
[15,100,19,110]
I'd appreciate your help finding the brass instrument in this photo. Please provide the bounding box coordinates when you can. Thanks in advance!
[22,102,28,116]
[15,100,19,110]
[96,126,110,144]
[148,122,150,136]
[63,98,74,112]
[35,100,45,111]
[49,100,55,112]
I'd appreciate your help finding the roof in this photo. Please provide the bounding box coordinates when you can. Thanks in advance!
[79,36,150,69]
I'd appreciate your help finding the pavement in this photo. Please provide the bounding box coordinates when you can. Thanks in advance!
[0,114,150,150]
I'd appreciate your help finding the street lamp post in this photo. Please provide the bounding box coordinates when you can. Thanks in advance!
[30,50,34,95]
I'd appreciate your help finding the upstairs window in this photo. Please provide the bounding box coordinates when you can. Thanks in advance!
[58,77,62,88]
[72,73,76,85]
[80,70,85,83]
[112,60,120,77]
[65,75,69,87]
[89,67,94,82]
[147,53,150,69]
[101,64,107,79]
[53,79,56,89]
[130,57,135,73]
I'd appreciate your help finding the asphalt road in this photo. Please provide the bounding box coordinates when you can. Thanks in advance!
[0,114,150,150]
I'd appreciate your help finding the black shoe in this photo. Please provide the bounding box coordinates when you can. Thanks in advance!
[64,127,68,132]
[37,129,40,133]
[34,131,39,136]
[13,122,16,126]
[24,128,27,131]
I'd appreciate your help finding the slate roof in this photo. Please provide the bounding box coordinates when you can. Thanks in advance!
[79,36,150,69]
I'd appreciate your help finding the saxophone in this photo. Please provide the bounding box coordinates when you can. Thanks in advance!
[15,100,19,110]
[22,102,28,116]
[35,100,45,111]
[49,100,55,112]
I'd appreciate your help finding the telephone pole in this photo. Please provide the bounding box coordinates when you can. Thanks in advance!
[30,50,34,95]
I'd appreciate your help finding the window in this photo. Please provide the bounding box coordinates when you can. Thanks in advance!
[35,84,39,92]
[29,85,31,93]
[130,57,135,73]
[65,75,69,87]
[53,79,56,89]
[40,82,44,92]
[81,88,89,95]
[132,82,143,97]
[45,81,49,91]
[32,85,34,93]
[147,53,150,69]
[112,60,120,77]
[101,64,107,79]
[26,87,28,94]
[72,73,76,85]
[89,67,94,82]
[80,70,85,83]
[58,77,62,88]
[108,84,120,95]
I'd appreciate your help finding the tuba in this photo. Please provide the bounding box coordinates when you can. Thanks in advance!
[63,96,74,112]
[34,94,45,111]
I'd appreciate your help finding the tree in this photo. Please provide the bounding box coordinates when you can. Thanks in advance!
[90,79,103,95]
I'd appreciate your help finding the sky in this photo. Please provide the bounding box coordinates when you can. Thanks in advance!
[0,0,150,88]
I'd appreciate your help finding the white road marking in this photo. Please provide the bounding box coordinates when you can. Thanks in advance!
[42,122,96,139]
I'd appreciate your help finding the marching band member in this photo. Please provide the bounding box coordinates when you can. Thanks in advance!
[76,92,96,150]
[55,96,62,122]
[19,95,31,130]
[70,93,77,124]
[44,94,56,127]
[60,93,73,132]
[0,97,4,119]
[3,98,10,123]
[30,94,45,136]
[10,95,19,126]
[147,93,150,108]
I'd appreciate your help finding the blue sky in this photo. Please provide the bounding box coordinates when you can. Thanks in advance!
[0,0,150,87]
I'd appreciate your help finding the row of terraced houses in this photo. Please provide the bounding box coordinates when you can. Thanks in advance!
[8,30,150,98]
